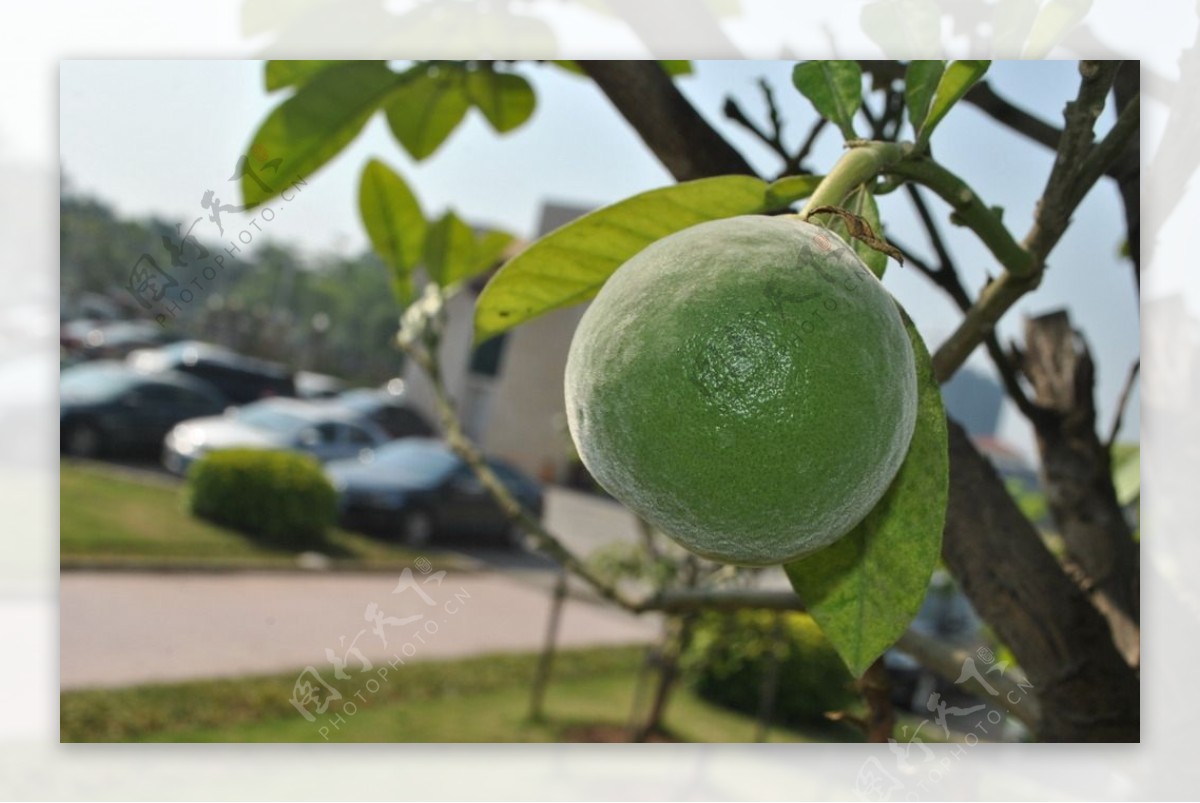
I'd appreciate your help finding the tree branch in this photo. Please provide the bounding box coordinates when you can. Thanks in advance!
[578,61,756,181]
[964,81,1062,152]
[1020,312,1140,665]
[1111,61,1141,293]
[900,185,1042,422]
[723,79,812,176]
[916,61,1136,382]
[1106,360,1141,449]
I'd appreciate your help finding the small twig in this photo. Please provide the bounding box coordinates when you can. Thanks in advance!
[906,185,956,274]
[794,118,828,170]
[723,79,815,176]
[859,97,884,139]
[1106,360,1141,448]
[723,96,789,164]
[1022,60,1122,264]
[901,185,1042,419]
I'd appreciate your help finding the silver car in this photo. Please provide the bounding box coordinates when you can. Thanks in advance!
[163,397,390,475]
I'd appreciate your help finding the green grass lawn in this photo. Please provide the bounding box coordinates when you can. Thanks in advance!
[60,460,443,570]
[61,646,866,743]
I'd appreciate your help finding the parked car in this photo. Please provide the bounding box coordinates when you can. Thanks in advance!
[162,397,390,474]
[60,360,229,458]
[295,370,348,399]
[336,387,435,439]
[128,340,295,403]
[61,319,181,361]
[326,438,543,548]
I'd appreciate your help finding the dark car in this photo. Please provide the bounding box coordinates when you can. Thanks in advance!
[60,360,229,458]
[326,438,543,548]
[127,341,295,404]
[336,386,434,439]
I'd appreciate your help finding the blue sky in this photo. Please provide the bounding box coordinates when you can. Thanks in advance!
[59,60,1141,455]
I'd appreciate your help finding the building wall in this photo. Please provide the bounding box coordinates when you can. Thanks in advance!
[481,304,588,481]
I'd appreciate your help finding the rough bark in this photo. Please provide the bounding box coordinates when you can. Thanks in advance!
[942,420,1139,741]
[1020,311,1141,666]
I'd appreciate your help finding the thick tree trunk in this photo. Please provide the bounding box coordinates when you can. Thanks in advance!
[942,420,1139,741]
[1020,310,1141,666]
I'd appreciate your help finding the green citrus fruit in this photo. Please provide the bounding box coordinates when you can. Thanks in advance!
[564,214,918,566]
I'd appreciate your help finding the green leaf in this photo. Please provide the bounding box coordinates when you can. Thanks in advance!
[423,211,474,287]
[785,313,948,677]
[466,69,536,133]
[473,175,809,344]
[264,60,343,92]
[472,229,517,276]
[816,186,890,279]
[243,61,399,209]
[917,60,991,146]
[358,159,426,306]
[904,60,946,134]
[384,64,472,161]
[550,60,587,76]
[659,60,694,77]
[792,60,863,140]
[1111,443,1140,507]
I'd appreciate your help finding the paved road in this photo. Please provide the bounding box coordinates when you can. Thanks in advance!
[60,569,661,689]
[60,470,661,690]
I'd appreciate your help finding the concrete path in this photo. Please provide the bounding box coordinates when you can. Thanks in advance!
[60,570,661,689]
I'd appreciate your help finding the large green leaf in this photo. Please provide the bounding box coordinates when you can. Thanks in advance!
[264,60,343,92]
[358,159,426,306]
[916,60,991,147]
[384,64,472,161]
[784,313,948,677]
[792,60,863,140]
[472,175,821,344]
[904,60,946,134]
[466,69,536,133]
[243,61,399,209]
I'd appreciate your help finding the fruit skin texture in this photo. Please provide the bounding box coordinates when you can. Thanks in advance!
[564,215,918,566]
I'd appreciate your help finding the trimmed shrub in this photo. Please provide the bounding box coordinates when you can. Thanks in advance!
[684,610,856,727]
[187,449,336,548]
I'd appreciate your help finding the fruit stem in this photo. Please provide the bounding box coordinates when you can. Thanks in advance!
[798,141,910,219]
